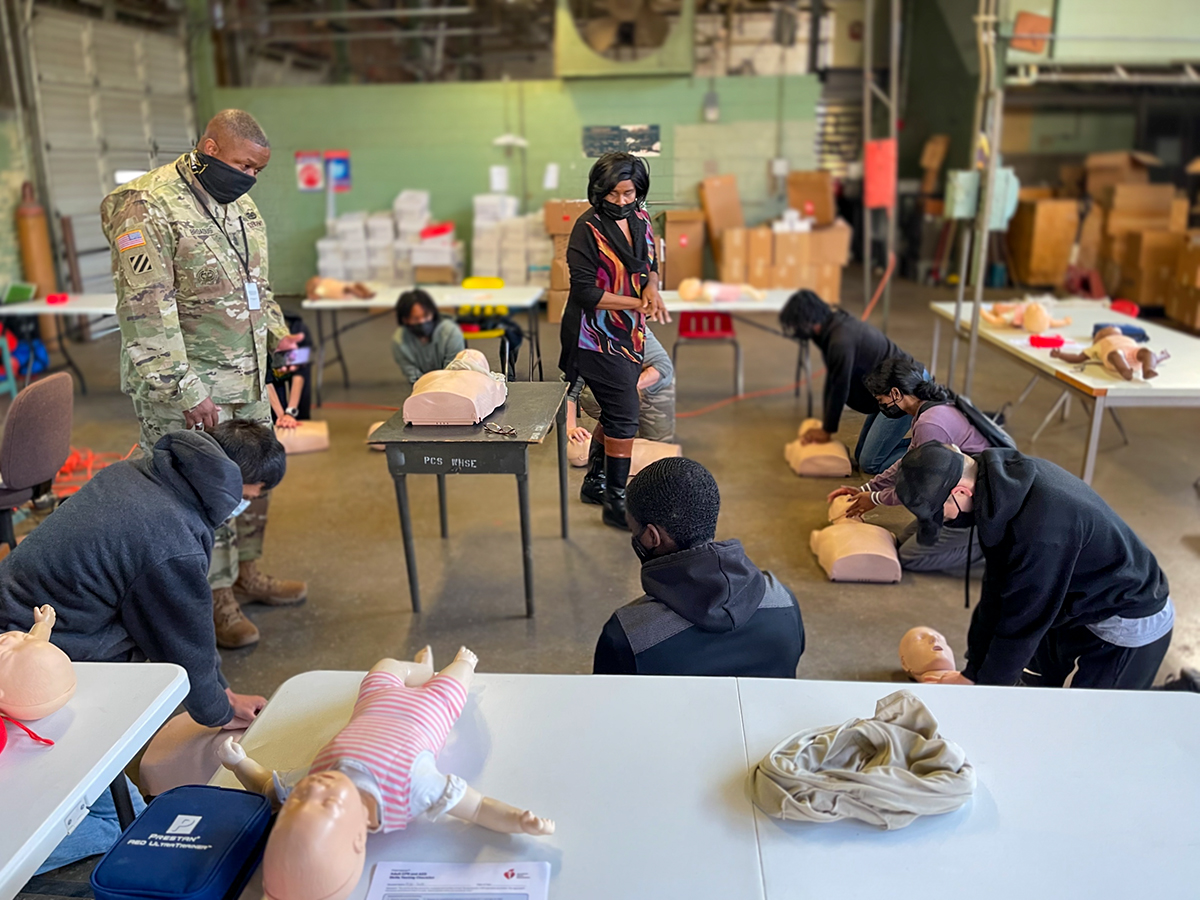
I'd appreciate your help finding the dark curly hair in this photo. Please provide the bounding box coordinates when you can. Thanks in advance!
[627,457,720,551]
[863,356,952,403]
[586,152,651,209]
[395,289,440,326]
[779,289,835,340]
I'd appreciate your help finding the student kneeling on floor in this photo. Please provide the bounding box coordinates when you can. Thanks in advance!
[895,442,1173,689]
[593,457,805,677]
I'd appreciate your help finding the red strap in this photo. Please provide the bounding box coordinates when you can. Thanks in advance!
[1,715,54,745]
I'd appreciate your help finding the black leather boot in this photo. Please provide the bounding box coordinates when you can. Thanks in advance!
[580,435,606,505]
[602,453,632,530]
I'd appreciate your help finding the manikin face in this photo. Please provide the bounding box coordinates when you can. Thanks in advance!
[264,771,368,900]
[899,626,956,678]
[606,179,637,207]
[0,631,76,720]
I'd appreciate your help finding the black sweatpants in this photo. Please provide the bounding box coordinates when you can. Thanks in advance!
[1019,624,1171,690]
[575,350,641,440]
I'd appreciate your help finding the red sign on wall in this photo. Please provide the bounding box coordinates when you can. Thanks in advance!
[295,151,324,192]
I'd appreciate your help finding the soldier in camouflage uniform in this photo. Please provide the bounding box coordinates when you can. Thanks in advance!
[100,109,306,649]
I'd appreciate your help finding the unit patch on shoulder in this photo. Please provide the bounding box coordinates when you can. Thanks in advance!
[116,230,146,252]
[127,253,153,275]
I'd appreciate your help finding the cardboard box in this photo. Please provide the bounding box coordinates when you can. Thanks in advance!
[551,258,571,291]
[719,227,747,283]
[1119,232,1183,304]
[655,209,706,290]
[1007,198,1079,286]
[543,199,591,235]
[810,220,853,266]
[553,234,570,258]
[1170,197,1189,233]
[1101,183,1176,216]
[798,263,842,303]
[415,265,458,285]
[1077,204,1104,270]
[773,232,810,272]
[747,226,774,288]
[1165,232,1200,329]
[700,175,745,249]
[1059,164,1085,198]
[786,171,835,225]
[547,289,569,324]
[1085,151,1162,199]
[919,135,951,194]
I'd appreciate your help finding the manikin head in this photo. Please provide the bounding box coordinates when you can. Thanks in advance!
[627,457,720,562]
[1021,301,1051,334]
[894,442,978,546]
[263,770,369,900]
[445,348,490,374]
[677,277,703,303]
[0,626,75,721]
[899,626,956,679]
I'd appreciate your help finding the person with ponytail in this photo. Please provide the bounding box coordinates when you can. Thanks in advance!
[827,357,990,574]
[560,152,671,529]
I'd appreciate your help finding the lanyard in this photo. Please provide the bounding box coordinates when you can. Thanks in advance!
[177,159,252,280]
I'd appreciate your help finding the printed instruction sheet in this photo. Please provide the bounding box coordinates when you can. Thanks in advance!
[365,861,550,900]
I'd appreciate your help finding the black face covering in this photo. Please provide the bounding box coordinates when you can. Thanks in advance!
[600,200,637,221]
[946,493,976,529]
[878,397,907,419]
[194,152,256,205]
[631,525,654,563]
[407,320,437,339]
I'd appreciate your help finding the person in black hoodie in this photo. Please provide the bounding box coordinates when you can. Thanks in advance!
[780,290,922,475]
[0,423,286,728]
[894,442,1173,689]
[593,457,805,677]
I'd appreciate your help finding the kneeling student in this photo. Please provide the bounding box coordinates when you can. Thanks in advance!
[593,457,805,677]
[895,442,1173,689]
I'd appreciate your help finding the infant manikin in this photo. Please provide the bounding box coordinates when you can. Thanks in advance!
[1050,326,1170,381]
[219,647,554,900]
[809,496,901,583]
[785,418,852,477]
[403,349,509,425]
[304,277,375,300]
[980,299,1071,334]
[898,626,957,681]
[677,277,766,304]
[0,605,76,721]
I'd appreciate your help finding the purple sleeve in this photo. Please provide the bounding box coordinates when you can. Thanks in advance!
[866,458,902,506]
[866,409,963,507]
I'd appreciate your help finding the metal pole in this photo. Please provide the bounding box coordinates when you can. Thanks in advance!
[946,225,970,386]
[862,0,874,316]
[882,0,900,334]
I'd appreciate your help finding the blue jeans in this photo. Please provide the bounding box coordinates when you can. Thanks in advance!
[35,775,146,875]
[854,411,912,475]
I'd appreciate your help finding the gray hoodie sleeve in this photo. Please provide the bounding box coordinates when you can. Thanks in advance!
[641,328,673,392]
[120,554,234,727]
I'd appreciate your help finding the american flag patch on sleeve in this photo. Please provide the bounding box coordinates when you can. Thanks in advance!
[116,230,146,252]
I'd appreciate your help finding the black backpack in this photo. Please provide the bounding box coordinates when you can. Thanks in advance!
[917,394,1017,450]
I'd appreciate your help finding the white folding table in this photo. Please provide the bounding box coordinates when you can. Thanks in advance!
[929,299,1200,483]
[302,285,546,404]
[739,678,1200,899]
[0,662,188,900]
[0,295,118,394]
[212,671,765,900]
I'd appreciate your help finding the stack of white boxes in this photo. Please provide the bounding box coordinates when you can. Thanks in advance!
[527,214,554,287]
[335,213,369,282]
[394,190,431,284]
[366,213,396,282]
[316,235,344,280]
[498,217,529,286]
[471,194,518,279]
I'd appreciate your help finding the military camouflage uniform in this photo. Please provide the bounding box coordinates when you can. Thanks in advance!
[100,152,289,590]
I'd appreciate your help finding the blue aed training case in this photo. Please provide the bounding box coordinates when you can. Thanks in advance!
[91,785,271,900]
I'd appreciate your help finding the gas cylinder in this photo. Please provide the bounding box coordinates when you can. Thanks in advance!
[15,181,59,350]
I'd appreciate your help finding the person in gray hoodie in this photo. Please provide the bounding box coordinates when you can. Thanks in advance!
[0,422,285,729]
[593,457,805,677]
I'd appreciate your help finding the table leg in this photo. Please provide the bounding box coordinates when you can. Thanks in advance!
[930,316,941,381]
[556,396,569,539]
[437,474,449,538]
[534,303,544,381]
[1082,393,1105,485]
[55,316,88,395]
[393,474,421,612]
[1013,374,1039,410]
[516,472,534,617]
[527,304,535,382]
[110,775,136,830]
[331,311,350,389]
[315,310,326,407]
[1031,390,1070,443]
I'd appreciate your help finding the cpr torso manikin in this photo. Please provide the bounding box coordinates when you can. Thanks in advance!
[785,418,853,477]
[0,605,76,721]
[809,496,901,583]
[403,349,509,426]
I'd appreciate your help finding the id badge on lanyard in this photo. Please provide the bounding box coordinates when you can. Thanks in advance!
[245,281,261,310]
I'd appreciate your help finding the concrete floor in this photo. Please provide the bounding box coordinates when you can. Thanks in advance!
[31,271,1200,695]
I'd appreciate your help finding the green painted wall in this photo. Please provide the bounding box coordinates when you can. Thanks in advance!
[0,113,28,285]
[213,74,820,294]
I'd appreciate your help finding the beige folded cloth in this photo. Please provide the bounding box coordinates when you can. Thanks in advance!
[751,690,975,830]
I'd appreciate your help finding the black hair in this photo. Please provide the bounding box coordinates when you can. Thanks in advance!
[209,420,287,489]
[395,289,440,326]
[779,289,835,339]
[587,152,650,209]
[863,357,952,403]
[626,457,720,552]
[204,109,270,149]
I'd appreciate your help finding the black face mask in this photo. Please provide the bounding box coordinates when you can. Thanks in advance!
[878,397,907,419]
[194,152,257,205]
[631,525,654,563]
[600,200,637,221]
[407,320,437,339]
[946,494,976,529]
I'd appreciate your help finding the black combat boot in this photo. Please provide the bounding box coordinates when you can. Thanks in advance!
[580,434,606,505]
[602,450,633,530]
